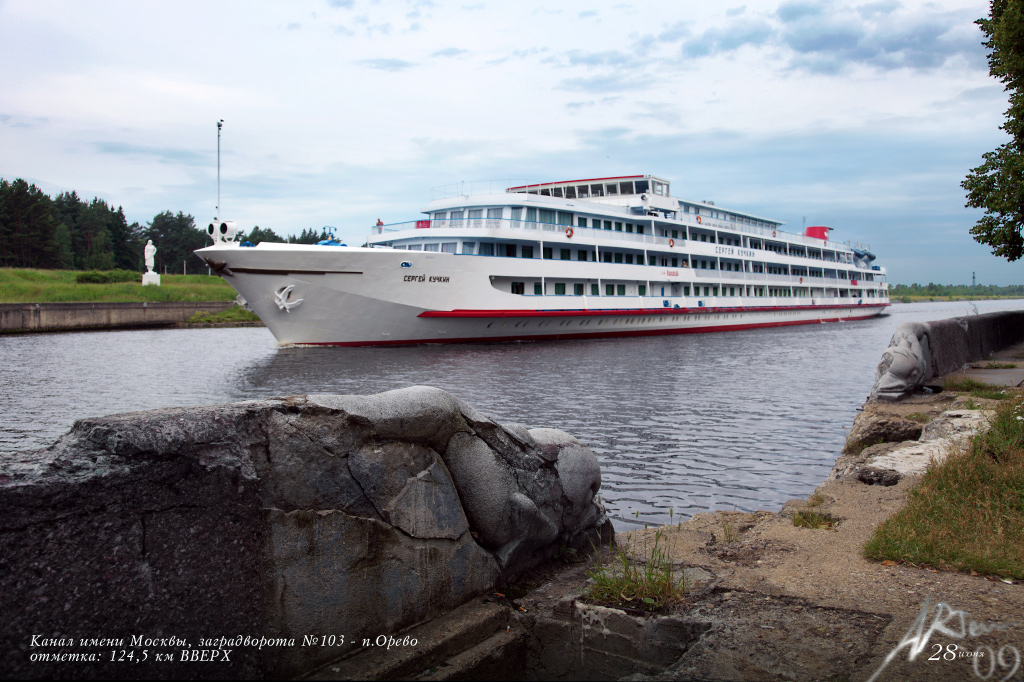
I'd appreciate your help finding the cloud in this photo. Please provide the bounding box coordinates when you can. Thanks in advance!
[0,113,48,129]
[682,18,774,58]
[857,0,901,19]
[776,1,825,23]
[726,6,747,17]
[579,10,597,19]
[673,3,983,74]
[432,47,467,58]
[559,73,655,93]
[566,49,642,69]
[357,58,415,71]
[286,22,301,30]
[93,142,207,166]
[326,0,354,8]
[781,10,982,72]
[657,21,690,42]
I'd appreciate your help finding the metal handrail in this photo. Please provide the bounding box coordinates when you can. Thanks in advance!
[370,219,865,259]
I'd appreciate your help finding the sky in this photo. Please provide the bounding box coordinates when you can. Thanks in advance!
[0,0,1016,285]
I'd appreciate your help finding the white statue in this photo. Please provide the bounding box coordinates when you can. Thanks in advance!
[142,239,160,286]
[144,240,157,273]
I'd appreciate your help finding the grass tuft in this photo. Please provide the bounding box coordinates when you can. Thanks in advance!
[793,510,839,530]
[585,528,688,612]
[985,362,1018,369]
[941,376,1013,401]
[186,307,261,324]
[864,396,1024,579]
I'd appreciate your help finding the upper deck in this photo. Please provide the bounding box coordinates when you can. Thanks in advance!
[374,174,874,259]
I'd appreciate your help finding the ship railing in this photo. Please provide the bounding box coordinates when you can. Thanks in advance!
[672,216,840,249]
[429,180,528,200]
[374,219,865,256]
[375,219,681,248]
[686,272,874,287]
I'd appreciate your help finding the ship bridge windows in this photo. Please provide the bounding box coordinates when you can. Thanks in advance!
[606,184,618,196]
[591,184,603,197]
[449,210,463,222]
[539,209,555,223]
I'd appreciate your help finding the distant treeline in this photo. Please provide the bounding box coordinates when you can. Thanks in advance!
[891,283,1024,298]
[0,178,329,275]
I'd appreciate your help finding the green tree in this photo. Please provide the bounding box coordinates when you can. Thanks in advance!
[146,211,208,275]
[290,227,329,244]
[238,225,286,244]
[0,178,59,268]
[963,0,1024,260]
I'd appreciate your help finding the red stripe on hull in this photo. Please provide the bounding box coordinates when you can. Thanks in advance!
[296,312,883,347]
[417,303,889,318]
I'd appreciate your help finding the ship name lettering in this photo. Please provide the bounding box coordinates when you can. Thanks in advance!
[404,275,426,282]
[428,276,450,283]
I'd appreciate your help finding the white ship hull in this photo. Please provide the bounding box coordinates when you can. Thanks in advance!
[195,242,886,346]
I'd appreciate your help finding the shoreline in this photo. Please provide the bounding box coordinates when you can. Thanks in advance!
[0,301,251,334]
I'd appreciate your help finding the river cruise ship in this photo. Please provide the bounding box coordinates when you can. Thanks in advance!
[195,174,888,346]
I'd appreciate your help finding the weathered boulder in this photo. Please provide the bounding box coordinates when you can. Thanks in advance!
[0,386,612,680]
[843,411,924,454]
[830,410,989,486]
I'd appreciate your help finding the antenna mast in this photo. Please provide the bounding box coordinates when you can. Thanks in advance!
[216,119,224,221]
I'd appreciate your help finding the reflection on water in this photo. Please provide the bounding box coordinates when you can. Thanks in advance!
[3,300,1023,529]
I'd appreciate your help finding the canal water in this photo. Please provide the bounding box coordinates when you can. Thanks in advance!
[3,299,1023,529]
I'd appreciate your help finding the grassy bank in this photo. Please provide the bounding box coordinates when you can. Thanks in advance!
[0,268,237,303]
[186,307,261,324]
[863,394,1024,579]
[894,295,1024,303]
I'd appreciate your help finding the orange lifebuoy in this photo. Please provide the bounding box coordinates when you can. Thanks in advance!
[669,238,675,247]
[696,216,702,224]
[565,226,573,238]
[772,230,777,238]
[800,277,803,283]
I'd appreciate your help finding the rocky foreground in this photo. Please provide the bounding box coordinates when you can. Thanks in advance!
[0,386,612,680]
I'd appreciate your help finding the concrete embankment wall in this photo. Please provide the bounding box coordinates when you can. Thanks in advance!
[871,310,1024,400]
[0,301,235,333]
[925,310,1024,375]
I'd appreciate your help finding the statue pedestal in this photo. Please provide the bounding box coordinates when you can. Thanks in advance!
[142,272,161,287]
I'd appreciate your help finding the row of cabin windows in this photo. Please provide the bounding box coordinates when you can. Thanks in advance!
[508,283,774,298]
[507,282,880,298]
[575,218,646,234]
[392,242,867,278]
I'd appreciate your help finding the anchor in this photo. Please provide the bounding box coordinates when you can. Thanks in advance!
[274,285,303,313]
